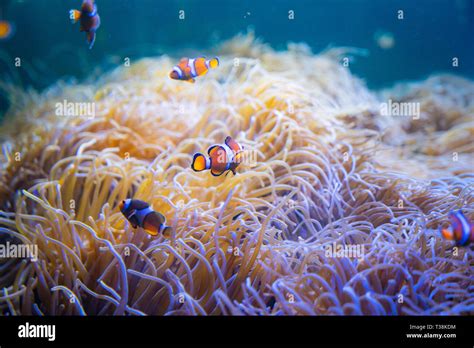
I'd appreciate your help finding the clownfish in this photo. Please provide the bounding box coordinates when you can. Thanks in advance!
[69,0,101,49]
[191,136,244,176]
[439,210,474,246]
[169,57,219,83]
[0,20,14,40]
[119,199,172,237]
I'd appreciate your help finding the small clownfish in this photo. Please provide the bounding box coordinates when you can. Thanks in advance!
[69,0,101,49]
[191,136,244,176]
[439,210,474,246]
[169,57,219,83]
[119,199,172,237]
[0,20,14,40]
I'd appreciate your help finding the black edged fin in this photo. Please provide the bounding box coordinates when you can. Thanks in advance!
[207,145,220,156]
[191,153,207,172]
[142,211,166,236]
[160,225,173,238]
[87,31,96,49]
[211,168,225,177]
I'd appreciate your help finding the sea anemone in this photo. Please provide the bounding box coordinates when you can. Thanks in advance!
[0,33,473,315]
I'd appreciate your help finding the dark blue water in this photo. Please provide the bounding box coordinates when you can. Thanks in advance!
[0,0,473,114]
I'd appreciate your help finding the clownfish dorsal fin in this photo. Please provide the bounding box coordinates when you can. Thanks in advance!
[81,0,95,13]
[207,145,220,156]
[225,136,242,154]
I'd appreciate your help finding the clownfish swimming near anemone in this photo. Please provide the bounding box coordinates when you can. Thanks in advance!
[69,0,101,49]
[169,56,219,83]
[119,199,172,237]
[191,136,244,176]
[439,210,474,246]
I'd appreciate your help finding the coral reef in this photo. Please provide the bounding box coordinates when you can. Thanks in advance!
[0,34,473,315]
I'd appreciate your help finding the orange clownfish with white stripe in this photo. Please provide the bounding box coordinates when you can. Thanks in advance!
[169,57,219,83]
[191,136,244,176]
[69,0,101,49]
[439,210,474,246]
[120,199,172,237]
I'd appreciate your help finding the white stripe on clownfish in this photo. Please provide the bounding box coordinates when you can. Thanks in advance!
[133,206,154,226]
[88,4,98,17]
[222,143,235,164]
[189,58,197,77]
[457,211,471,245]
[173,66,183,79]
[123,199,131,211]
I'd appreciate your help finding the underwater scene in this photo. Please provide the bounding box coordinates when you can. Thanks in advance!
[0,0,473,317]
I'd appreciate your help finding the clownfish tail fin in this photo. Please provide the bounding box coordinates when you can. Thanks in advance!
[191,153,209,172]
[69,9,81,24]
[209,57,219,69]
[87,31,96,49]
